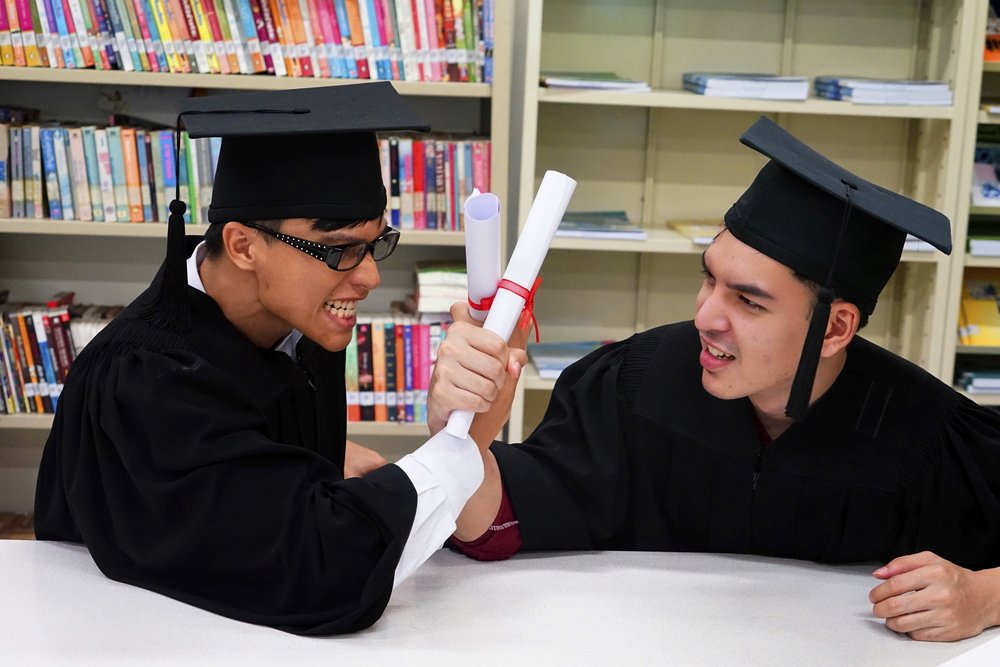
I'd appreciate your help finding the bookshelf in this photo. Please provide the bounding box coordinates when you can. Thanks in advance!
[946,8,1000,407]
[506,0,985,441]
[0,2,515,509]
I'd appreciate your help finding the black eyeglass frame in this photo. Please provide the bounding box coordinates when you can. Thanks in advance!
[242,223,401,272]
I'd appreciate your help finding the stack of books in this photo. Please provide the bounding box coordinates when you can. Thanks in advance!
[527,340,612,380]
[669,220,723,245]
[681,73,809,100]
[814,76,953,105]
[555,211,647,241]
[958,267,1000,346]
[540,71,651,92]
[411,261,467,317]
[968,218,1000,256]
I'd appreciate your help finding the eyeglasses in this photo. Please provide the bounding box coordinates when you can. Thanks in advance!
[243,223,401,272]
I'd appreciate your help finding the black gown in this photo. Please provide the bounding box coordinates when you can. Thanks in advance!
[494,321,1000,570]
[34,250,417,635]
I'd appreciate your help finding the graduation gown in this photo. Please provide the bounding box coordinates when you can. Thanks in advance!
[34,260,417,635]
[494,321,1000,569]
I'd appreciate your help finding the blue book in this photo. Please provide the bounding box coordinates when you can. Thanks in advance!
[528,341,612,379]
[402,322,414,422]
[332,0,358,79]
[53,128,76,221]
[105,126,129,222]
[158,130,177,203]
[46,0,78,69]
[39,128,62,220]
[80,126,104,221]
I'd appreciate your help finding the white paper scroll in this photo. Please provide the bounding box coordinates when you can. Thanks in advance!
[463,188,502,323]
[444,170,577,438]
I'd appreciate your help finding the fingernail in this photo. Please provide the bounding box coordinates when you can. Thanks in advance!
[513,361,522,377]
[874,566,887,576]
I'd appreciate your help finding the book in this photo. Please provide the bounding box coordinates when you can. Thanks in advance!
[682,72,808,100]
[958,267,1000,346]
[541,70,650,92]
[527,340,611,379]
[968,218,1000,256]
[555,210,646,240]
[815,76,953,106]
[669,220,723,245]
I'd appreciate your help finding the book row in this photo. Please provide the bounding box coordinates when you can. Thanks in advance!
[1,306,79,415]
[347,314,448,424]
[0,304,451,423]
[0,122,491,229]
[680,72,953,105]
[0,0,495,82]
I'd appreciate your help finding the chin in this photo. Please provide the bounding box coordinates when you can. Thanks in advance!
[701,373,745,401]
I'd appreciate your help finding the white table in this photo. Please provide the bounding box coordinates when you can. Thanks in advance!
[2,541,998,666]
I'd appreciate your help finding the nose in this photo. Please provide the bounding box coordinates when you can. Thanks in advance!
[350,251,381,292]
[693,283,728,334]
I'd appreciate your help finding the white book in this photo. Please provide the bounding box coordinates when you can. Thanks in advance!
[94,129,118,223]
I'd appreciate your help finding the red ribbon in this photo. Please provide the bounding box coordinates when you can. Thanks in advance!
[467,277,543,342]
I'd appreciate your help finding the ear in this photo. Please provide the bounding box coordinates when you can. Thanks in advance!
[220,221,258,271]
[821,300,859,358]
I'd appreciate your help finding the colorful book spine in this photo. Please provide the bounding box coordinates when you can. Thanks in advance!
[355,317,374,420]
[402,320,414,421]
[31,0,60,67]
[331,0,357,78]
[158,130,176,209]
[66,126,93,221]
[38,127,61,219]
[138,0,170,71]
[15,0,43,66]
[148,128,166,221]
[60,0,93,68]
[383,319,397,421]
[119,127,143,221]
[231,0,263,72]
[105,125,129,221]
[117,0,152,71]
[218,0,250,73]
[166,0,200,72]
[0,124,10,217]
[26,125,43,218]
[52,127,76,220]
[253,0,284,76]
[266,0,297,76]
[93,127,117,222]
[87,0,119,69]
[283,0,313,77]
[102,0,135,70]
[371,316,387,420]
[393,319,405,420]
[0,1,16,66]
[195,0,228,73]
[30,309,60,410]
[345,325,360,421]
[342,0,369,78]
[47,0,77,68]
[134,128,152,220]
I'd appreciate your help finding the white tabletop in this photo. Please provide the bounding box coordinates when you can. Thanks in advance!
[2,540,998,666]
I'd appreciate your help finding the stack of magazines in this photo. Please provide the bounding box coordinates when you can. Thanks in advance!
[814,76,953,105]
[682,73,808,100]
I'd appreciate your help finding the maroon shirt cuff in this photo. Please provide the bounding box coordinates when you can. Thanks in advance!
[449,481,523,561]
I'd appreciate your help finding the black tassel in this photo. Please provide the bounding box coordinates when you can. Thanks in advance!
[144,198,192,332]
[784,286,834,420]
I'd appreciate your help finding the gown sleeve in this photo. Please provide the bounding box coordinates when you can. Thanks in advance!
[895,398,1000,570]
[491,333,657,551]
[35,346,416,635]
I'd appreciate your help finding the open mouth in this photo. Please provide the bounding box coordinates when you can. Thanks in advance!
[325,299,358,320]
[705,343,735,361]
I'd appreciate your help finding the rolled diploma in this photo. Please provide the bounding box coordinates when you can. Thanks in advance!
[444,170,577,438]
[464,188,502,323]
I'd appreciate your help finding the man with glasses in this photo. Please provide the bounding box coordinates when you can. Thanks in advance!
[33,84,514,635]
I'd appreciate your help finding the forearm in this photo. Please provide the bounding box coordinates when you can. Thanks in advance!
[977,566,1000,631]
[453,447,502,542]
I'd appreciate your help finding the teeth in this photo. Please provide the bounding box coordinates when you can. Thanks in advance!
[707,345,734,360]
[325,300,357,318]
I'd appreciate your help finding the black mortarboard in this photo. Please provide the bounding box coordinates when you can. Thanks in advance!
[153,83,429,330]
[723,116,951,420]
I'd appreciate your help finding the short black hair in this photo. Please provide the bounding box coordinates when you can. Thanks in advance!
[793,271,869,330]
[203,217,375,258]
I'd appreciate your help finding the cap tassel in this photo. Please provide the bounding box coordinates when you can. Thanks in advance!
[784,286,834,421]
[143,125,191,331]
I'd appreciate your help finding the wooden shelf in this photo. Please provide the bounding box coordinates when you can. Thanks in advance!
[969,206,1000,217]
[958,389,1000,405]
[964,254,1000,268]
[0,66,492,98]
[0,412,432,436]
[955,345,1000,355]
[0,219,469,246]
[537,87,957,119]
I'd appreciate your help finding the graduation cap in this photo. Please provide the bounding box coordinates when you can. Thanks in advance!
[723,116,952,420]
[154,83,429,329]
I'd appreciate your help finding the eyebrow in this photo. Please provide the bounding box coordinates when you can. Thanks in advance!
[701,251,776,301]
